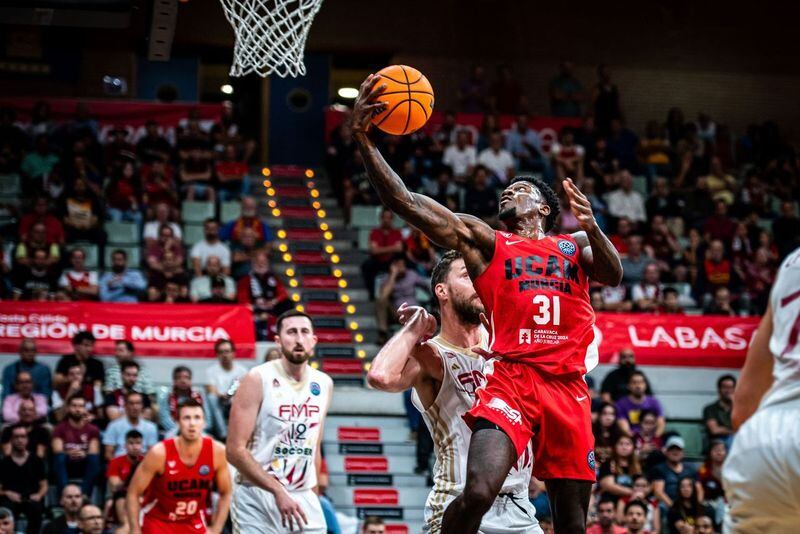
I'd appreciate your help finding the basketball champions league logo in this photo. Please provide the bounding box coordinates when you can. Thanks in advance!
[558,239,576,256]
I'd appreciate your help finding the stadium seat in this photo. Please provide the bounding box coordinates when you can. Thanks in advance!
[632,175,649,198]
[105,245,141,268]
[183,223,205,246]
[0,173,21,195]
[105,221,140,245]
[68,243,99,269]
[182,201,215,223]
[756,218,773,234]
[357,228,371,250]
[220,200,241,222]
[350,206,379,229]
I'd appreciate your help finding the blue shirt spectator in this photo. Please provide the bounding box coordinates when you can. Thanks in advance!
[102,392,159,459]
[99,249,147,303]
[650,436,702,507]
[2,339,51,400]
[505,115,543,167]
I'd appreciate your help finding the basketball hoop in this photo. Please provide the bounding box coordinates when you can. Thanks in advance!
[219,0,324,78]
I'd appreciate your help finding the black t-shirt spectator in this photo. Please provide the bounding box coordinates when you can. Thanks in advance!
[56,354,105,384]
[1,424,50,455]
[0,452,46,497]
[702,400,732,438]
[463,183,499,220]
[601,367,653,402]
[12,266,58,299]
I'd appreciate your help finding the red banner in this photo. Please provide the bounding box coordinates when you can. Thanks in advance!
[595,313,760,369]
[0,302,255,359]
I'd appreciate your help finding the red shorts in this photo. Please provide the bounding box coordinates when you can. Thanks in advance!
[142,516,207,533]
[463,358,596,482]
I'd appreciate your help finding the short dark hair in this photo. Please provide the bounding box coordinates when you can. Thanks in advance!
[67,394,86,406]
[112,248,127,259]
[663,287,679,297]
[124,391,143,403]
[125,429,143,441]
[430,250,463,299]
[276,310,314,334]
[116,340,134,352]
[72,331,96,345]
[214,339,235,353]
[509,175,561,233]
[9,423,28,436]
[120,360,140,373]
[362,516,384,529]
[717,374,736,389]
[598,493,617,507]
[177,397,204,416]
[172,365,192,379]
[624,499,648,515]
[629,370,647,383]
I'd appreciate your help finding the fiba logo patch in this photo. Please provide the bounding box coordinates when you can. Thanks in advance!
[587,450,596,470]
[199,465,210,476]
[558,239,576,256]
[310,382,321,396]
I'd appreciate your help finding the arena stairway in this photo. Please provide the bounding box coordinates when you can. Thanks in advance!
[257,165,381,386]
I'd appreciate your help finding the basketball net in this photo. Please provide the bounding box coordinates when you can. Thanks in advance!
[219,0,324,78]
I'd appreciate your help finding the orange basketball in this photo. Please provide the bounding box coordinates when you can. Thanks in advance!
[370,65,435,135]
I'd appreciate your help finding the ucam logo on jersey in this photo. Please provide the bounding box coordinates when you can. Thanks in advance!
[487,397,522,425]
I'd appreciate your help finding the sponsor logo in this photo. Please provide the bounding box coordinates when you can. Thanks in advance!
[575,395,588,402]
[310,381,321,396]
[273,445,314,457]
[587,450,596,470]
[198,465,210,476]
[451,363,461,371]
[505,239,524,246]
[487,397,522,425]
[167,460,176,468]
[500,231,513,238]
[278,403,320,419]
[457,370,486,394]
[168,470,178,475]
[558,239,576,256]
[273,378,280,388]
[519,329,532,344]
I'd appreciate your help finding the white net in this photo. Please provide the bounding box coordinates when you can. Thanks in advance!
[219,0,324,78]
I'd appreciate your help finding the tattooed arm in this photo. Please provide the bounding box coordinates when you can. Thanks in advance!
[351,74,495,275]
[564,178,624,286]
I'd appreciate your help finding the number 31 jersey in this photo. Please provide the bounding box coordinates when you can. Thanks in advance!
[474,231,598,376]
[241,360,333,491]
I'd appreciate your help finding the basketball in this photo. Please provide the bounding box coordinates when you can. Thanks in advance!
[370,65,435,135]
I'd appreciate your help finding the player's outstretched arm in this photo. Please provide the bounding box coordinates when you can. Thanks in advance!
[732,304,775,430]
[226,372,308,530]
[367,304,442,392]
[208,441,232,534]
[564,178,623,286]
[351,75,495,264]
[126,443,165,534]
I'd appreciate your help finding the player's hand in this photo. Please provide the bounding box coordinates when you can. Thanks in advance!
[351,74,388,134]
[398,303,437,337]
[275,489,308,531]
[563,177,597,232]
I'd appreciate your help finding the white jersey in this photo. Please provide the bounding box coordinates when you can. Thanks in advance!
[239,360,333,492]
[412,335,534,532]
[761,246,800,409]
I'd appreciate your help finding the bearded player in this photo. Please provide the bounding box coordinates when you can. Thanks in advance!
[126,399,231,533]
[723,245,800,532]
[227,310,333,533]
[352,74,623,533]
[368,251,542,533]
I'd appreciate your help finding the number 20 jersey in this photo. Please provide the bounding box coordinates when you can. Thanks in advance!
[474,231,598,376]
[240,360,332,491]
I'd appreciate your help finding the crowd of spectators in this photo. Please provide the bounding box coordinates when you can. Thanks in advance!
[0,101,295,337]
[328,61,800,323]
[0,333,246,532]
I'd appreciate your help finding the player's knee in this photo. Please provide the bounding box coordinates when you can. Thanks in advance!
[461,479,496,512]
[554,514,586,534]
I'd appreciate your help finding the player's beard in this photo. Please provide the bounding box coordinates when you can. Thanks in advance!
[282,345,313,365]
[451,293,483,326]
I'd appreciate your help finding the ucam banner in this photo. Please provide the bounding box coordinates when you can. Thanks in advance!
[594,313,761,368]
[0,302,255,359]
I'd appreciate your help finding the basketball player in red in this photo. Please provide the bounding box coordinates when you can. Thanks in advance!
[352,74,623,533]
[126,399,232,534]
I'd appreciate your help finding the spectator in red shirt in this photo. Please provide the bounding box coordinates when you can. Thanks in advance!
[105,429,144,531]
[587,495,627,534]
[361,208,403,300]
[51,395,101,496]
[700,239,734,297]
[105,160,142,228]
[609,218,632,256]
[237,249,292,331]
[18,196,65,245]
[58,247,99,301]
[658,287,684,315]
[704,199,737,245]
[145,223,184,276]
[179,146,215,202]
[141,160,178,212]
[743,246,776,313]
[216,143,249,200]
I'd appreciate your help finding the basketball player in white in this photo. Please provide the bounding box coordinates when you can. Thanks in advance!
[722,245,800,533]
[367,251,541,533]
[226,310,333,533]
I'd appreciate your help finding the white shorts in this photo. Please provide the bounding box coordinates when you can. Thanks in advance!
[422,490,542,534]
[722,400,800,534]
[231,485,326,534]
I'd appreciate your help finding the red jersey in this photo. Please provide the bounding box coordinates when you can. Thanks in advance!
[107,454,143,484]
[474,231,597,376]
[142,437,215,528]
